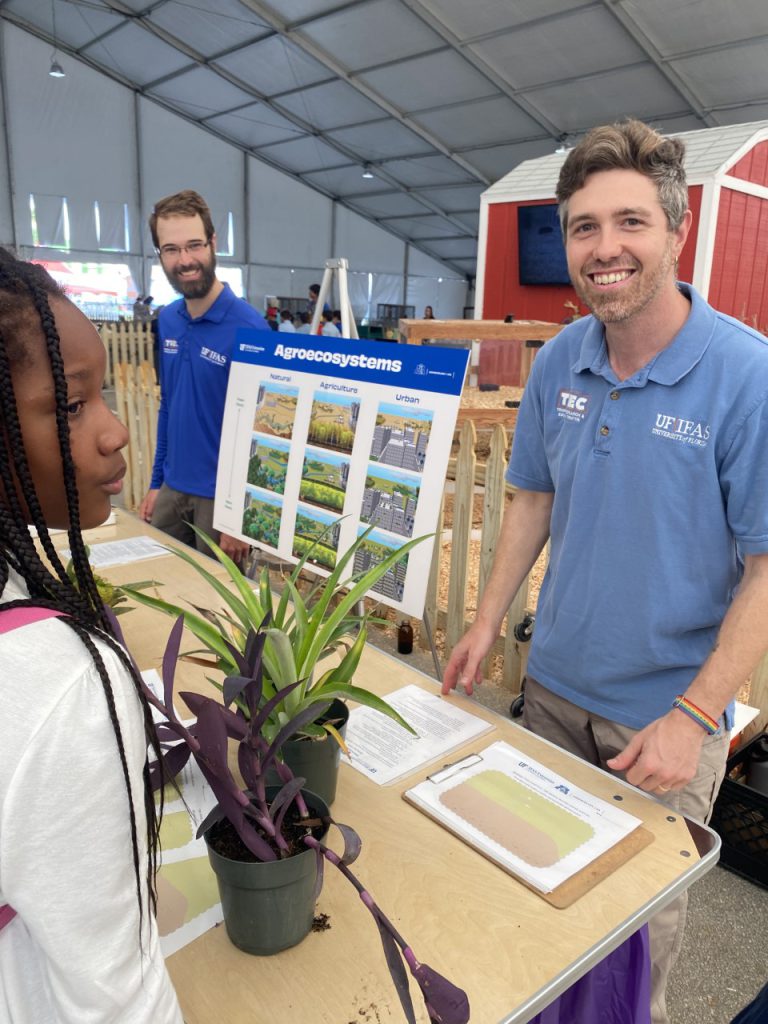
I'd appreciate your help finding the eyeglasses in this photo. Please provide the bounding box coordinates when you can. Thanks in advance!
[157,240,211,259]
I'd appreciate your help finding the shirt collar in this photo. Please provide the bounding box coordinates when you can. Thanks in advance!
[573,284,716,386]
[180,282,234,324]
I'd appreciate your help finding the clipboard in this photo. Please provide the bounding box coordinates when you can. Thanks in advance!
[403,743,654,909]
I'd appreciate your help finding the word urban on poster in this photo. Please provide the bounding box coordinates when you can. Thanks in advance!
[213,330,470,618]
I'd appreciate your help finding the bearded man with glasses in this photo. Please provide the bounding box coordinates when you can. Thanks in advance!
[139,190,268,561]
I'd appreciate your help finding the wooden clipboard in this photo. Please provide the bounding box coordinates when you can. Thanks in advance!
[403,787,653,909]
[403,746,655,909]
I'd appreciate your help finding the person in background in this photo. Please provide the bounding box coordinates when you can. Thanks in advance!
[0,250,181,1022]
[320,309,341,337]
[139,189,268,561]
[307,283,331,320]
[332,309,344,333]
[295,311,312,335]
[423,305,436,319]
[443,118,768,1024]
[278,309,296,333]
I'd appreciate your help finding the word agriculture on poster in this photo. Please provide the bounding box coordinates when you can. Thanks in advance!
[213,330,470,617]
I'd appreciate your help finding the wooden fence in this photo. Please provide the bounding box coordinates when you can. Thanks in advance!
[114,361,159,511]
[98,321,154,388]
[418,421,532,694]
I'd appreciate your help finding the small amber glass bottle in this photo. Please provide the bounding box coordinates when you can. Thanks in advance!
[397,620,414,655]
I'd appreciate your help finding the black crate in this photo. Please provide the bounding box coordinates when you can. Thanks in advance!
[710,733,768,889]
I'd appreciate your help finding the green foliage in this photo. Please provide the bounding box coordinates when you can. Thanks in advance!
[120,523,429,744]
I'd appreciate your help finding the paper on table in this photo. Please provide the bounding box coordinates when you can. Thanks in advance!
[141,670,223,956]
[404,740,642,893]
[341,683,494,786]
[60,536,167,568]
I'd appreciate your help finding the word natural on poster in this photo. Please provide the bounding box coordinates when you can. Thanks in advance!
[213,330,470,618]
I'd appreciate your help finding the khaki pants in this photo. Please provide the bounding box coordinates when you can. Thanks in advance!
[522,677,729,1024]
[150,484,219,554]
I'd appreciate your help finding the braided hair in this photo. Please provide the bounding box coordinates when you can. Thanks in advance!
[0,248,163,938]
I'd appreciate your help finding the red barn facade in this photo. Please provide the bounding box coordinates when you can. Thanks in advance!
[476,121,768,335]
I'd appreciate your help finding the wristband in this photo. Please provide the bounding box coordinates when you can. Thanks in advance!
[672,695,719,735]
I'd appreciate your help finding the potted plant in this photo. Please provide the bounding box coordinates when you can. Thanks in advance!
[139,613,470,1023]
[121,524,423,804]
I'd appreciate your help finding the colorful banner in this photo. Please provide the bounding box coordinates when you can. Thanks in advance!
[213,330,469,617]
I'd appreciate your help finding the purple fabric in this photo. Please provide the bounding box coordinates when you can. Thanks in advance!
[529,925,651,1024]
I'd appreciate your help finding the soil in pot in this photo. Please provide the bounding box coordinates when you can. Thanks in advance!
[206,790,329,955]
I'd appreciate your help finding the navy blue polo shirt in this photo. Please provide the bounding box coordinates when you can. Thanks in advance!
[150,284,268,498]
[507,285,768,730]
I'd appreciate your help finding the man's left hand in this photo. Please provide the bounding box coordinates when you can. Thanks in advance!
[606,711,706,794]
[218,532,250,566]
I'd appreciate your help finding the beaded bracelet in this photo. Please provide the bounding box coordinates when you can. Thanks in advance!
[672,695,719,735]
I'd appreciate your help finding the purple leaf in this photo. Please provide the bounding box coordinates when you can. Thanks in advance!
[409,960,471,1024]
[161,616,185,721]
[270,777,307,832]
[237,741,262,794]
[181,691,247,740]
[249,678,304,738]
[262,700,333,773]
[195,802,226,839]
[222,674,252,708]
[374,917,417,1024]
[149,741,191,791]
[193,757,276,861]
[221,635,250,676]
[333,821,362,865]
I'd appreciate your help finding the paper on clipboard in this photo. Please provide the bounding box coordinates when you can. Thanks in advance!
[404,740,642,893]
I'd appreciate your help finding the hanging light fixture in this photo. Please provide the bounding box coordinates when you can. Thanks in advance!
[49,0,66,78]
[361,164,374,179]
[555,134,570,155]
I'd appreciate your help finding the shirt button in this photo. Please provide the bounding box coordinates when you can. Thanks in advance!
[610,391,620,400]
[600,425,610,436]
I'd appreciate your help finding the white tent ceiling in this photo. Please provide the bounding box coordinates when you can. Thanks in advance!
[2,0,768,281]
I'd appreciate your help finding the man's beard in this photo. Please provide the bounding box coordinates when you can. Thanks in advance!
[571,239,676,324]
[165,254,217,300]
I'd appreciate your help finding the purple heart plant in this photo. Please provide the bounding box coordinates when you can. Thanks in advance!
[140,613,469,1024]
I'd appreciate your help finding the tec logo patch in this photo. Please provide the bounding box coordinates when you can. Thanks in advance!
[556,388,590,422]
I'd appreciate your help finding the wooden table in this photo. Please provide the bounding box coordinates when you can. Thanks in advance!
[70,510,719,1024]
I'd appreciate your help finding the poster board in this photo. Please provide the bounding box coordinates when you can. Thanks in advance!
[213,330,470,617]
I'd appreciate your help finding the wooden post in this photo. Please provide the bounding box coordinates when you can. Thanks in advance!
[478,424,508,676]
[446,420,476,652]
[420,492,444,652]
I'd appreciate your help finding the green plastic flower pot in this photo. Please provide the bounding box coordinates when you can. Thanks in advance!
[205,789,329,956]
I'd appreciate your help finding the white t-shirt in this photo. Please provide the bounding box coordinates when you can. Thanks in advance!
[0,570,182,1024]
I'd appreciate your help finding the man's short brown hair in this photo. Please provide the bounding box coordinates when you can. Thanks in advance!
[149,189,215,249]
[556,119,688,234]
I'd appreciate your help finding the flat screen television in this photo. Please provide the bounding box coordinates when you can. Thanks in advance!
[518,204,571,286]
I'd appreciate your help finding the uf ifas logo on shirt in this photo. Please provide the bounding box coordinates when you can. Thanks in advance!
[556,388,590,422]
[163,338,178,354]
[652,413,711,448]
[200,346,227,367]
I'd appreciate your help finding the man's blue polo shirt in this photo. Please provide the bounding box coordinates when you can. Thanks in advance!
[150,284,268,498]
[507,284,768,730]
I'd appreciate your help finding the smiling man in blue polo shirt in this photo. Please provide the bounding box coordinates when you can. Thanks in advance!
[139,190,268,561]
[444,119,768,1023]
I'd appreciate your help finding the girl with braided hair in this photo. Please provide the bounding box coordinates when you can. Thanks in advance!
[0,250,182,1022]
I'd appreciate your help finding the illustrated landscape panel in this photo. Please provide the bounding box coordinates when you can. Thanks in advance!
[360,463,420,539]
[299,447,351,514]
[293,504,341,570]
[354,527,409,602]
[242,487,283,549]
[307,392,360,455]
[247,435,290,494]
[369,402,433,474]
[252,382,299,439]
